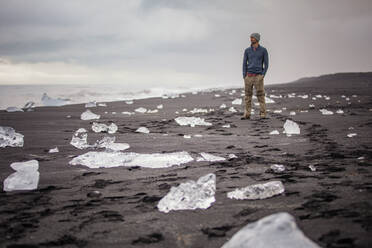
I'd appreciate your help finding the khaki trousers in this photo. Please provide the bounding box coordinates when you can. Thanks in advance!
[244,74,266,116]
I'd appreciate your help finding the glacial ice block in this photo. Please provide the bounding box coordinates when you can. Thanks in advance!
[92,122,118,134]
[157,173,216,213]
[0,126,24,148]
[227,181,284,200]
[175,117,212,127]
[3,160,40,192]
[70,128,90,149]
[41,93,70,106]
[199,152,226,162]
[6,107,24,112]
[81,109,100,120]
[221,212,320,248]
[95,136,130,151]
[283,120,300,135]
[69,151,194,169]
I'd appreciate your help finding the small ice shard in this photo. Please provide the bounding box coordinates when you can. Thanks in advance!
[289,111,296,116]
[66,115,71,118]
[41,93,69,106]
[182,108,188,112]
[98,103,107,107]
[70,128,90,149]
[184,135,191,139]
[345,97,350,101]
[352,94,357,98]
[227,181,284,200]
[270,164,285,173]
[85,101,97,108]
[283,120,300,135]
[48,147,59,153]
[270,130,279,135]
[232,98,242,105]
[0,126,24,148]
[336,109,344,114]
[265,97,275,103]
[312,97,317,100]
[92,122,118,134]
[357,156,365,160]
[147,109,158,113]
[214,94,221,97]
[254,102,260,106]
[175,117,212,127]
[222,124,231,128]
[325,96,331,100]
[136,127,150,134]
[319,109,334,115]
[69,151,193,169]
[298,94,308,99]
[95,136,130,151]
[309,165,316,171]
[282,107,287,110]
[347,133,357,138]
[220,103,227,109]
[300,110,308,113]
[81,109,100,120]
[175,111,179,114]
[309,104,315,108]
[315,94,322,98]
[112,112,116,114]
[273,110,282,113]
[3,160,40,192]
[189,108,209,114]
[6,107,24,112]
[228,154,237,159]
[157,173,216,213]
[199,152,226,162]
[341,95,346,98]
[125,100,134,104]
[221,212,320,248]
[194,134,203,137]
[135,107,147,113]
[228,107,237,113]
[157,104,163,109]
[122,111,134,115]
[23,101,35,111]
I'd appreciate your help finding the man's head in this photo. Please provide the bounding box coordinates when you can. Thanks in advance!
[250,33,260,44]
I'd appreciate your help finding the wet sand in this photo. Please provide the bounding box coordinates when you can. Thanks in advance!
[1,72,372,247]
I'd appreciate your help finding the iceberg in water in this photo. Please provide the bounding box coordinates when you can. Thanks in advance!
[221,212,320,248]
[3,160,40,192]
[157,173,216,213]
[0,126,24,148]
[69,151,194,169]
[175,117,212,127]
[70,128,90,149]
[92,122,118,134]
[41,93,70,106]
[283,120,300,135]
[227,181,284,200]
[81,109,100,120]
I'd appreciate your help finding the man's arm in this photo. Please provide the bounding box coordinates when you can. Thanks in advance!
[242,49,248,78]
[262,48,269,76]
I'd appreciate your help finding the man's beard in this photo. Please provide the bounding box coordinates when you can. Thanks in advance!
[251,40,257,45]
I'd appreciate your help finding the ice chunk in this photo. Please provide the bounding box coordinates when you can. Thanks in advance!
[136,127,150,133]
[41,93,70,106]
[273,110,282,113]
[70,128,90,149]
[270,130,279,135]
[95,136,130,151]
[309,165,316,171]
[347,133,357,138]
[265,97,275,103]
[69,151,193,169]
[147,109,158,113]
[135,107,147,113]
[309,104,315,108]
[125,100,133,104]
[157,173,216,213]
[199,152,226,162]
[0,126,24,148]
[175,117,212,127]
[214,94,221,97]
[270,164,285,173]
[92,122,118,134]
[6,107,24,112]
[228,154,237,159]
[232,98,242,105]
[189,108,209,114]
[48,147,59,153]
[221,212,320,248]
[319,109,334,115]
[85,101,97,108]
[289,111,296,116]
[283,120,300,135]
[3,160,40,192]
[228,107,237,113]
[23,101,35,111]
[157,104,163,109]
[184,135,191,139]
[98,103,107,107]
[81,109,100,120]
[336,109,344,114]
[122,111,134,115]
[315,94,322,98]
[227,181,284,200]
[220,103,227,109]
[222,124,231,128]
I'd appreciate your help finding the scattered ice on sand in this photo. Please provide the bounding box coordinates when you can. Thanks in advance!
[288,93,296,98]
[6,107,23,112]
[3,160,40,192]
[273,110,282,113]
[85,101,97,108]
[270,130,279,135]
[135,107,147,113]
[157,173,216,213]
[309,165,316,171]
[48,147,59,153]
[69,151,193,169]
[289,111,296,116]
[92,122,118,134]
[136,127,150,134]
[319,109,334,115]
[222,124,231,128]
[336,109,344,114]
[232,98,242,105]
[0,126,24,148]
[228,107,237,113]
[270,164,285,173]
[228,154,238,159]
[184,135,191,139]
[220,103,227,109]
[81,109,100,120]
[125,100,133,104]
[70,128,90,149]
[227,181,284,200]
[157,104,163,109]
[23,101,35,111]
[96,136,130,151]
[189,108,209,114]
[199,152,226,162]
[221,212,320,248]
[41,93,70,106]
[175,117,212,127]
[347,133,357,138]
[283,120,300,135]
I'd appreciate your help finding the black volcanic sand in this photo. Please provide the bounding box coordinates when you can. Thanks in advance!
[0,72,372,247]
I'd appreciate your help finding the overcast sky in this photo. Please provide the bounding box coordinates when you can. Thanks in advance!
[0,0,371,88]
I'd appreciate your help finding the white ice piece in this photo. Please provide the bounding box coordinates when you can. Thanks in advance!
[157,104,163,109]
[336,109,344,114]
[222,124,231,128]
[228,107,237,113]
[70,128,90,149]
[125,100,133,104]
[232,98,242,105]
[283,120,300,135]
[309,165,316,171]
[221,212,320,248]
[347,133,357,138]
[157,173,216,213]
[228,154,238,159]
[270,130,279,135]
[227,181,284,200]
[0,126,24,148]
[81,109,100,120]
[273,110,282,113]
[136,127,150,134]
[98,103,107,107]
[289,111,296,116]
[189,108,209,114]
[147,109,158,113]
[23,101,35,111]
[48,147,59,153]
[199,152,226,162]
[184,135,191,139]
[122,111,134,115]
[6,107,23,112]
[135,107,147,113]
[265,97,275,103]
[95,136,130,151]
[41,93,70,106]
[220,104,227,109]
[319,109,334,115]
[309,104,315,108]
[3,160,40,192]
[175,117,212,127]
[92,122,118,134]
[85,101,97,108]
[270,164,285,173]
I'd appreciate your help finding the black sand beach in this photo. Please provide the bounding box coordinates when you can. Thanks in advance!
[1,72,372,247]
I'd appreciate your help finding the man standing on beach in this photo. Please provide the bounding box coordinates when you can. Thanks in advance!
[242,32,269,119]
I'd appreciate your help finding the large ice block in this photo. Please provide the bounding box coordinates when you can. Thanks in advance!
[0,126,24,148]
[3,160,40,192]
[227,181,284,200]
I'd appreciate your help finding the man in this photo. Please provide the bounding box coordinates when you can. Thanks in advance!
[241,32,269,119]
